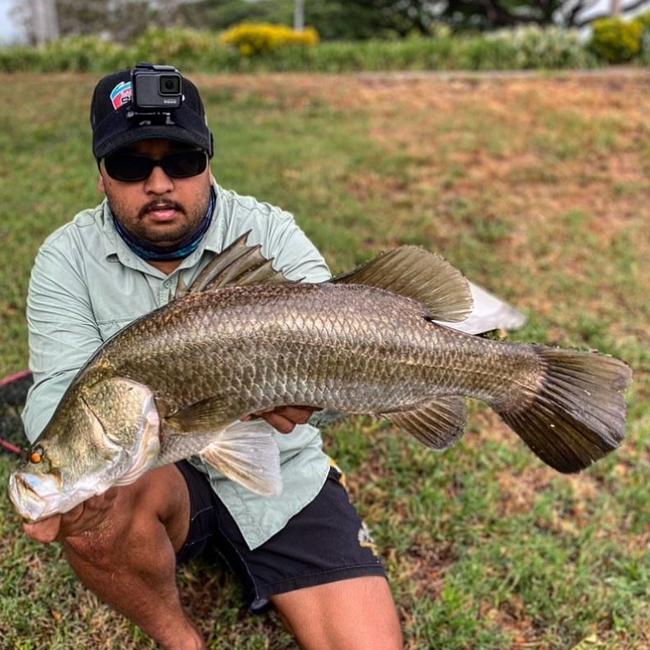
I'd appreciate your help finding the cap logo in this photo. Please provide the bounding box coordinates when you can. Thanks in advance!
[110,81,132,110]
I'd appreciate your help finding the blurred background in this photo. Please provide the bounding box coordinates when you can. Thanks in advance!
[1,0,650,68]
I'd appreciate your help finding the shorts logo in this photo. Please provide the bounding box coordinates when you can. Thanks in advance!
[110,81,132,109]
[357,522,379,557]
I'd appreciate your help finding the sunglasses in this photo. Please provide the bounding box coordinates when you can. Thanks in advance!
[103,149,208,182]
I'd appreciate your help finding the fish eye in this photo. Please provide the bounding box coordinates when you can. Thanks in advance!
[30,446,45,464]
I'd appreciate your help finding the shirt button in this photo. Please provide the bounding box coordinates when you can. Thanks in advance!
[163,280,171,288]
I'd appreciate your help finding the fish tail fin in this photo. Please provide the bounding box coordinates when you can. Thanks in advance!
[495,347,632,473]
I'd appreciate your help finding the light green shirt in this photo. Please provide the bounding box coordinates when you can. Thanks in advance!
[22,180,332,549]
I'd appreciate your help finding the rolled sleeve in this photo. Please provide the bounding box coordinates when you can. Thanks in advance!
[22,241,102,442]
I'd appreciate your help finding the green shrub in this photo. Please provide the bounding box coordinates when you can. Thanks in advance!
[132,27,233,71]
[633,10,650,31]
[0,45,44,72]
[483,26,597,69]
[0,36,133,72]
[589,17,644,63]
[40,35,134,71]
[0,26,607,73]
[633,11,650,64]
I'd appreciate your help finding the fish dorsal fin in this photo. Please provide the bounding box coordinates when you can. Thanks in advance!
[200,421,283,496]
[175,230,293,299]
[333,246,473,322]
[383,396,468,449]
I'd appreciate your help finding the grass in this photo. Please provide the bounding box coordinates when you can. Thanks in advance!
[0,71,649,649]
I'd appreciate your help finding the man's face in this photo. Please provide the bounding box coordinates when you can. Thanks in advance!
[98,138,211,246]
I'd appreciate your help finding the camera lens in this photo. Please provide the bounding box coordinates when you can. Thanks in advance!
[160,75,181,95]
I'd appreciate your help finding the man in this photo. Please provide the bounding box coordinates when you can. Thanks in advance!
[21,66,403,650]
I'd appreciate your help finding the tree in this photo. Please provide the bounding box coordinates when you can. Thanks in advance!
[439,0,650,30]
[13,0,197,43]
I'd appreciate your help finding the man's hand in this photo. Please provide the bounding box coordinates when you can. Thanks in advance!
[242,406,319,434]
[22,487,119,544]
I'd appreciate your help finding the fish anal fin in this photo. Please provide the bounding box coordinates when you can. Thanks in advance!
[200,421,283,496]
[333,246,472,323]
[385,396,467,449]
[175,231,293,298]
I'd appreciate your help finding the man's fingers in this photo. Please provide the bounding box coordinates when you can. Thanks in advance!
[62,489,119,535]
[274,406,315,424]
[26,489,122,541]
[262,412,296,434]
[243,406,321,433]
[23,515,62,544]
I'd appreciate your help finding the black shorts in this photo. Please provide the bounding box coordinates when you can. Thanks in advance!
[175,460,386,613]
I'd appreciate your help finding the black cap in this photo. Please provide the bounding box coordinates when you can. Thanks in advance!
[90,66,213,159]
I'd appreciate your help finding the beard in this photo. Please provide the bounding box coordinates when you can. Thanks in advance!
[106,191,211,247]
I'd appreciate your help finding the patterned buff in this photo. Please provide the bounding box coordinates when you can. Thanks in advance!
[113,188,215,261]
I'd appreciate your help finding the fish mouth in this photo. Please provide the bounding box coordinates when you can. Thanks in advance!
[9,471,69,521]
[10,464,127,522]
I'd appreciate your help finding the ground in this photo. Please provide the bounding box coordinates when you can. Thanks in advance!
[0,70,648,649]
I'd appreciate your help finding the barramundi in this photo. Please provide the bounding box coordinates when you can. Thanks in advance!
[9,237,632,521]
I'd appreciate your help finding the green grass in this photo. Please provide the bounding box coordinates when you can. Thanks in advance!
[0,73,648,649]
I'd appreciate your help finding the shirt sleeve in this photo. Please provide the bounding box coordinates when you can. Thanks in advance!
[264,214,332,284]
[21,239,103,442]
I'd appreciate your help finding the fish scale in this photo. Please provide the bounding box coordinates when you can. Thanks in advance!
[93,284,538,418]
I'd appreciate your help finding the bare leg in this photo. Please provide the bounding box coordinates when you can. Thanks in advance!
[62,466,204,650]
[272,576,403,650]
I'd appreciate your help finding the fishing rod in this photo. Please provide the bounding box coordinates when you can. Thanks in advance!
[0,437,23,456]
[0,370,32,457]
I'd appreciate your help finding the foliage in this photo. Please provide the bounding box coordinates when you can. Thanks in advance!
[589,17,644,64]
[0,35,133,72]
[481,26,597,69]
[441,0,563,30]
[0,25,612,73]
[131,27,231,70]
[12,0,622,44]
[180,0,294,33]
[220,22,319,56]
[12,0,187,44]
[635,10,650,31]
[634,11,650,65]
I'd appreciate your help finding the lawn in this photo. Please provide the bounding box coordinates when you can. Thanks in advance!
[0,71,648,649]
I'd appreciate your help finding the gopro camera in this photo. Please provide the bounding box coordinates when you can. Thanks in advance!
[131,63,183,111]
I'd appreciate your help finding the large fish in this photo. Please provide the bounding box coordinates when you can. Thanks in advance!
[9,237,632,521]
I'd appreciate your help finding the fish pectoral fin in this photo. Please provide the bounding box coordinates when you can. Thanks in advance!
[384,396,468,449]
[199,421,283,497]
[333,246,473,323]
[165,397,231,433]
[175,231,294,299]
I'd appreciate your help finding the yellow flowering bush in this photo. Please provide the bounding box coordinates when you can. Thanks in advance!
[589,17,643,63]
[220,22,319,56]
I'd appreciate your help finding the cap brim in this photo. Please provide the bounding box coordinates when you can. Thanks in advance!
[94,125,210,159]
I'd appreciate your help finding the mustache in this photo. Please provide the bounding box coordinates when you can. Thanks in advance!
[139,200,185,218]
